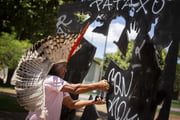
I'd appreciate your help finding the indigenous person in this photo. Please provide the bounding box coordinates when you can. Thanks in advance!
[26,62,109,120]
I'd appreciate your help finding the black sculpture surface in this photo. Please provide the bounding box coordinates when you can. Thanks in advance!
[57,0,180,120]
[61,38,96,120]
[80,95,100,120]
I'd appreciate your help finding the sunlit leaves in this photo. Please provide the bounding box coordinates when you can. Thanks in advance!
[0,32,32,70]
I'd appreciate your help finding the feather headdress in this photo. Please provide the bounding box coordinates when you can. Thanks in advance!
[11,24,89,118]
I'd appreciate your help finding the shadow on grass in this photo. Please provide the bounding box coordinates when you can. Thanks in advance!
[0,94,28,120]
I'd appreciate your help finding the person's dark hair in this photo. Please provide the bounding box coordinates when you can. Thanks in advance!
[48,62,67,76]
[48,64,58,76]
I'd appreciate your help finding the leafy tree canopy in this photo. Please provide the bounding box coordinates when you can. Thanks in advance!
[0,0,62,43]
[0,0,83,70]
[103,40,134,72]
[0,0,84,43]
[103,40,180,92]
[0,31,32,70]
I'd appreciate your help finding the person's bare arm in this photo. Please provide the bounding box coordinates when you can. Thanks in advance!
[63,96,105,109]
[61,80,109,94]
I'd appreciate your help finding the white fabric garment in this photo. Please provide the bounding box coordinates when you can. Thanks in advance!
[26,75,69,120]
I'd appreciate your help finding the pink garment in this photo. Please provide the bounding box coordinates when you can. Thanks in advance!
[26,75,69,120]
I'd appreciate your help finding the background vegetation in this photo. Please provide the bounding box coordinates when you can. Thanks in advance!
[0,0,80,70]
[100,40,180,95]
[0,0,179,97]
[0,31,32,70]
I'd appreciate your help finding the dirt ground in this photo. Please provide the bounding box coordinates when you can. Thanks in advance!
[0,88,180,120]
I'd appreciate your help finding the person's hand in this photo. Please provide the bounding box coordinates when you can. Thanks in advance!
[98,80,109,92]
[93,97,106,105]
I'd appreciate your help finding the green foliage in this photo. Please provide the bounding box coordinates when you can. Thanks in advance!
[103,40,134,72]
[94,57,103,66]
[0,0,62,43]
[103,40,180,93]
[0,32,32,70]
[0,0,83,43]
[156,49,168,69]
[174,63,180,92]
[61,0,80,3]
[75,12,89,24]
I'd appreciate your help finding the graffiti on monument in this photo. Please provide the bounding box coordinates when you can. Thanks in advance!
[57,0,180,120]
[104,37,161,120]
[105,61,138,120]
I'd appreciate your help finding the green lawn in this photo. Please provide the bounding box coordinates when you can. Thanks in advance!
[171,100,180,108]
[0,92,179,116]
[156,100,180,116]
[170,100,180,115]
[0,95,26,112]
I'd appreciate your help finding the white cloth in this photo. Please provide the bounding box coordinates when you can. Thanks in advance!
[26,75,69,120]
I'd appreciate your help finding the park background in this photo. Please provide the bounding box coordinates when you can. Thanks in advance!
[0,0,180,120]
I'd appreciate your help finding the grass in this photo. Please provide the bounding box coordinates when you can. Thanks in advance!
[170,100,180,115]
[0,86,14,89]
[0,87,179,116]
[171,100,180,108]
[170,111,180,116]
[156,100,180,116]
[0,95,27,112]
